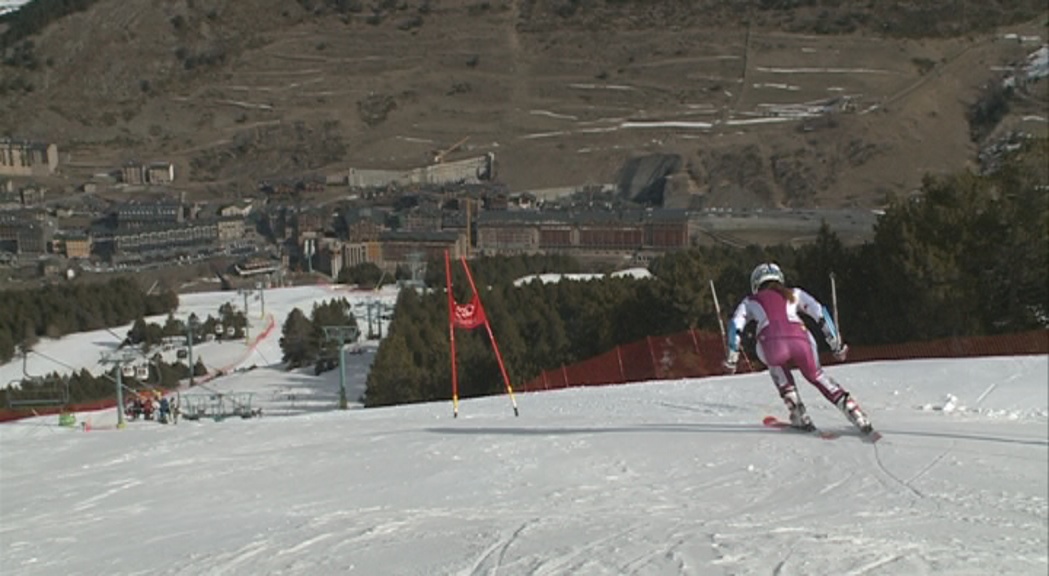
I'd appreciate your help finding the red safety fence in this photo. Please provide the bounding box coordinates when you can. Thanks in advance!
[0,398,120,423]
[844,331,1048,362]
[520,329,1048,393]
[3,330,1045,422]
[527,330,731,391]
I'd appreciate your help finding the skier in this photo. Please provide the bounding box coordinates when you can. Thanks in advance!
[722,262,873,434]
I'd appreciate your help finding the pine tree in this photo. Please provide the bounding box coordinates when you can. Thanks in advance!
[280,308,316,369]
[127,318,149,345]
[364,333,426,407]
[0,326,14,364]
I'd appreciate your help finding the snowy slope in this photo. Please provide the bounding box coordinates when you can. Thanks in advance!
[0,284,400,410]
[1,353,1046,576]
[0,0,30,17]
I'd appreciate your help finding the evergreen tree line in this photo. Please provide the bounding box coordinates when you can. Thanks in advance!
[361,146,1047,408]
[336,262,386,288]
[0,278,179,364]
[278,298,360,372]
[2,296,244,408]
[1,358,207,408]
[126,304,248,351]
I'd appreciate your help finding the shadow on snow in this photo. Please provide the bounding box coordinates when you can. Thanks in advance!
[425,422,1048,447]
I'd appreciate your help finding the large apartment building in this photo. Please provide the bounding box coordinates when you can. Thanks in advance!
[474,209,690,255]
[53,232,92,259]
[0,210,54,254]
[0,139,59,177]
[120,162,175,185]
[111,221,219,256]
[115,201,184,229]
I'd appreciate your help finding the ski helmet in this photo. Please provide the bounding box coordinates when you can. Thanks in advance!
[750,262,785,294]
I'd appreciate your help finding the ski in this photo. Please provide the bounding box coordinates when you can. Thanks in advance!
[764,415,884,443]
[762,416,839,440]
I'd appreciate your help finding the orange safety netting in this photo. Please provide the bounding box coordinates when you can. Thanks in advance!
[521,330,1048,393]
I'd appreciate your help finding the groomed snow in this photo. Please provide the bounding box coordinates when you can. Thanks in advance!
[1,286,1047,575]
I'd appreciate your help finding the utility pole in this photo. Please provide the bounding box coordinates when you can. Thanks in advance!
[304,238,316,274]
[405,251,426,292]
[323,325,360,410]
[256,281,265,319]
[464,197,473,259]
[186,316,199,387]
[365,301,372,339]
[365,299,383,339]
[100,350,138,429]
[237,288,253,344]
[238,288,251,318]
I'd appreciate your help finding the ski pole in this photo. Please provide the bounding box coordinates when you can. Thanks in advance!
[710,280,753,372]
[830,272,841,337]
[710,279,727,342]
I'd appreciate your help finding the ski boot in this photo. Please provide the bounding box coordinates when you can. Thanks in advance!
[782,388,815,431]
[836,392,874,434]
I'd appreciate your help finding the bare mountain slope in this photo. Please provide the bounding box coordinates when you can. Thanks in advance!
[1,0,1045,208]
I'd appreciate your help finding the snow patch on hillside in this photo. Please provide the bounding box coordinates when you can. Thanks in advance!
[513,267,653,286]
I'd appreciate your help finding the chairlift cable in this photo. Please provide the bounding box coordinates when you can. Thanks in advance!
[27,349,82,375]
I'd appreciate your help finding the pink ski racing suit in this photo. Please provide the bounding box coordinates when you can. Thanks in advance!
[726,287,845,404]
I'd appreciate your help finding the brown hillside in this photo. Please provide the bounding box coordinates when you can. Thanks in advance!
[1,0,1046,208]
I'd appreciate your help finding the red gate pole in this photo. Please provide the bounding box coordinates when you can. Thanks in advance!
[444,251,460,418]
[459,256,519,416]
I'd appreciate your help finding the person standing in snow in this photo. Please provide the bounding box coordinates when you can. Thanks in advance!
[722,263,873,434]
[158,397,171,424]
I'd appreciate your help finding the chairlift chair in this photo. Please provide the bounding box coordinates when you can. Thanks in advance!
[6,377,70,408]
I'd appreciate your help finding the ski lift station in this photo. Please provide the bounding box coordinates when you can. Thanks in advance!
[179,392,260,422]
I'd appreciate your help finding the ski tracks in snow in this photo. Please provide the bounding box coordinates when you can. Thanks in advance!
[463,515,699,576]
[869,367,1037,503]
[465,518,536,576]
[870,439,928,500]
[885,369,1032,499]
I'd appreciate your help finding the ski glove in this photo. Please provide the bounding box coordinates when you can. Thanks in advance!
[723,350,740,374]
[826,332,847,361]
